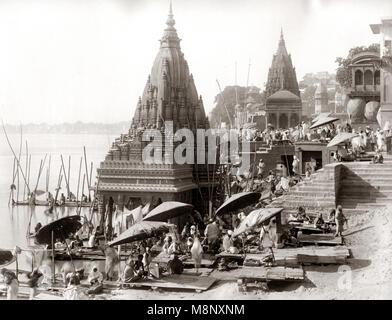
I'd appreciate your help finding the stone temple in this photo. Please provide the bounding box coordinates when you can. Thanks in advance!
[264,30,302,129]
[96,5,215,230]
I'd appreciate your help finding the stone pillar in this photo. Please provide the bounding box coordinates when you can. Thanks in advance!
[98,194,106,230]
[371,18,392,128]
[288,113,292,128]
[276,112,280,129]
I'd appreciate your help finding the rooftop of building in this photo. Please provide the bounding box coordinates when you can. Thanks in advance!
[266,89,301,104]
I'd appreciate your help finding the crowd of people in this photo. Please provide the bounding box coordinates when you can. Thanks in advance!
[240,120,392,156]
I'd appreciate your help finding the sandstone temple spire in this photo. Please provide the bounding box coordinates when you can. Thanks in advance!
[265,29,300,98]
[130,1,208,132]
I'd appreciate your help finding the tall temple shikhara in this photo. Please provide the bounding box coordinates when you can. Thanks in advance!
[131,3,208,132]
[265,30,302,129]
[96,4,214,229]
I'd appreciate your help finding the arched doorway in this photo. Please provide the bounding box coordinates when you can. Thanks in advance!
[279,113,288,129]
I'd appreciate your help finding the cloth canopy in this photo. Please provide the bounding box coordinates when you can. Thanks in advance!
[34,215,82,245]
[327,132,359,148]
[233,208,283,237]
[215,192,261,216]
[143,201,194,222]
[109,221,174,246]
[310,117,339,129]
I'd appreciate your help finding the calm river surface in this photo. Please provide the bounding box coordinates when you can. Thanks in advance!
[0,133,117,270]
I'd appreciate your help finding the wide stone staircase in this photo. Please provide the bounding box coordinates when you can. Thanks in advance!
[338,155,392,215]
[269,154,392,219]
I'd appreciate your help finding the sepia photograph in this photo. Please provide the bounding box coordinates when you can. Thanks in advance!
[0,0,391,305]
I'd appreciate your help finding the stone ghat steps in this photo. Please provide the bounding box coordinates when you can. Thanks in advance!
[291,185,334,193]
[339,188,392,196]
[338,201,390,210]
[341,179,392,185]
[339,192,392,199]
[344,169,392,175]
[289,191,336,198]
[281,208,369,218]
[278,198,336,209]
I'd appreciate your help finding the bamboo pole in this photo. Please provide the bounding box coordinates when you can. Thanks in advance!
[27,154,31,194]
[46,155,51,193]
[16,161,20,203]
[2,120,31,194]
[35,160,43,191]
[16,124,23,203]
[23,141,28,200]
[76,157,82,207]
[60,155,70,198]
[8,158,16,206]
[37,154,48,192]
[83,146,90,198]
[89,161,93,200]
[54,175,63,205]
[68,155,71,196]
[54,163,64,205]
[79,174,85,216]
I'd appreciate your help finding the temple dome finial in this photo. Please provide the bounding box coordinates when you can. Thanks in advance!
[280,27,285,43]
[166,0,175,28]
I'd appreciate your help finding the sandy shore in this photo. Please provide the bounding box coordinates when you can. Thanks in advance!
[106,205,392,300]
[20,205,391,301]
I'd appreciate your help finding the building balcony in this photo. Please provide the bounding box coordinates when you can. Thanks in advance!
[353,84,380,92]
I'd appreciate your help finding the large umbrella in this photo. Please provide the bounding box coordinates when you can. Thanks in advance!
[311,112,332,123]
[34,215,82,245]
[327,132,359,148]
[0,249,15,267]
[215,192,261,216]
[233,208,283,237]
[310,116,339,129]
[143,201,194,222]
[108,221,174,246]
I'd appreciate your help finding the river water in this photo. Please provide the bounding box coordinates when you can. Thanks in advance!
[0,133,117,271]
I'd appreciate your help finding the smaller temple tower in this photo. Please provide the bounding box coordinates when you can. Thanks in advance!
[264,30,302,129]
[314,82,329,114]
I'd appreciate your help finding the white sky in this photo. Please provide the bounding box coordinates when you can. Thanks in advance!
[0,0,389,124]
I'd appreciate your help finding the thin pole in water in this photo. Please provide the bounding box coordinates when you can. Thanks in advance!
[34,154,47,193]
[76,157,82,208]
[8,157,16,206]
[46,155,51,193]
[89,161,93,197]
[68,155,71,196]
[79,174,85,215]
[16,124,23,203]
[24,141,28,200]
[16,159,20,203]
[1,120,31,194]
[83,146,90,198]
[60,155,70,198]
[27,154,31,195]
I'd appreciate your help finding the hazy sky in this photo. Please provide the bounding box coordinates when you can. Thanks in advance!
[0,0,390,124]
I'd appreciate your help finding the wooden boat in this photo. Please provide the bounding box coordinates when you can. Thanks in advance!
[13,199,93,208]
